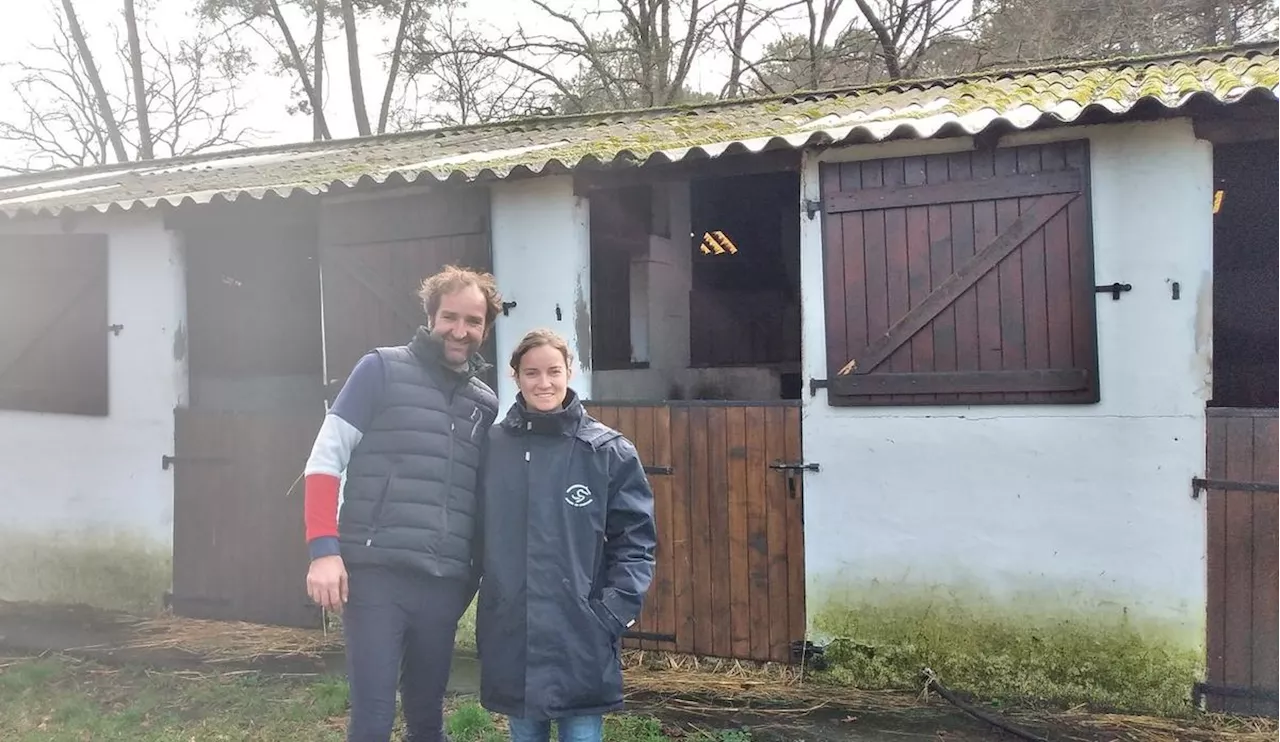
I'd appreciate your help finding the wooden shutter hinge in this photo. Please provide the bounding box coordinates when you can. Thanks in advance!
[808,378,829,396]
[803,199,822,220]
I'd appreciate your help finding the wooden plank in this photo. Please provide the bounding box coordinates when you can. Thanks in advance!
[825,169,1083,213]
[744,406,772,662]
[1223,415,1256,704]
[688,407,714,656]
[831,369,1088,396]
[947,152,979,405]
[1065,142,1100,405]
[926,154,956,404]
[904,156,934,404]
[726,407,752,659]
[882,157,912,404]
[997,148,1027,403]
[707,407,732,658]
[630,406,656,649]
[1206,413,1229,692]
[669,407,696,656]
[972,153,1003,404]
[652,405,677,647]
[840,192,1077,378]
[783,406,806,663]
[764,406,790,662]
[824,165,855,388]
[1250,415,1279,710]
[1018,147,1050,402]
[858,160,891,405]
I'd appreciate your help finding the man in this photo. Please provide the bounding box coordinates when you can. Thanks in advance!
[302,265,502,742]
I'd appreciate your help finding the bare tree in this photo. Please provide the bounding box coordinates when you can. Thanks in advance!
[198,0,331,139]
[123,0,152,159]
[973,0,1277,65]
[718,0,807,97]
[0,2,253,172]
[425,0,733,115]
[60,0,129,161]
[340,0,373,134]
[397,5,550,127]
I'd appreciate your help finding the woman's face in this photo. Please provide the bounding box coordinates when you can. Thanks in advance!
[517,343,571,412]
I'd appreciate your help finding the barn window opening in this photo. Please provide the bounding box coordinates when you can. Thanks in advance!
[1210,138,1278,408]
[585,164,803,402]
[689,171,802,378]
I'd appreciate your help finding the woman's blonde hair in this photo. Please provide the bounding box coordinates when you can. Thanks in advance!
[509,328,574,372]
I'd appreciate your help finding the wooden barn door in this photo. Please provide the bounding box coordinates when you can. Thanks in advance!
[319,188,494,392]
[1201,407,1279,716]
[817,141,1098,405]
[585,402,807,664]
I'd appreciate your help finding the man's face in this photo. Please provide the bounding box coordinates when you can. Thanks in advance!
[429,284,488,367]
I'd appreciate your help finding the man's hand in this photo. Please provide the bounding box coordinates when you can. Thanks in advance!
[306,555,348,612]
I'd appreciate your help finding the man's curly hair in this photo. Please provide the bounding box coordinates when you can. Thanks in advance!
[418,265,504,331]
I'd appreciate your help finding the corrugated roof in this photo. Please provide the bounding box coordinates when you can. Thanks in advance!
[0,44,1275,219]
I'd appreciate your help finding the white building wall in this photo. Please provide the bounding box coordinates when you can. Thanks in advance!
[490,177,593,411]
[797,119,1213,643]
[0,213,185,612]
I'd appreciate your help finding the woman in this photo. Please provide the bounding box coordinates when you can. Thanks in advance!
[475,328,657,742]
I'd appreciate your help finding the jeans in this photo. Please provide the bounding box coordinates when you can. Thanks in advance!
[507,715,604,742]
[342,565,471,742]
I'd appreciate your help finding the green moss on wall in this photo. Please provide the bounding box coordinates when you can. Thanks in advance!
[0,530,171,615]
[809,581,1202,717]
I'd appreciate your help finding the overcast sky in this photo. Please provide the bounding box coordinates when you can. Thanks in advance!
[0,1,964,165]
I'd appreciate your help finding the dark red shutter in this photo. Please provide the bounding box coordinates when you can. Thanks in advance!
[0,234,109,416]
[820,141,1099,406]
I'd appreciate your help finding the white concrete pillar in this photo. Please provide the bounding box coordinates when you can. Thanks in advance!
[489,176,592,411]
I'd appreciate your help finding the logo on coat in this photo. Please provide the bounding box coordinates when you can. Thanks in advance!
[564,484,594,508]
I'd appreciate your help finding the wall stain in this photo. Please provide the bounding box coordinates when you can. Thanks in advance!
[172,320,188,362]
[574,277,592,371]
[1193,270,1213,399]
[0,530,171,615]
[808,579,1201,716]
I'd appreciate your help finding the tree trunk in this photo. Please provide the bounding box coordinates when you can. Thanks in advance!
[378,0,414,134]
[61,0,129,162]
[312,0,326,140]
[341,0,371,136]
[265,0,330,140]
[123,0,152,159]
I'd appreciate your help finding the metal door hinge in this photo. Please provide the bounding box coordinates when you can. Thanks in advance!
[809,378,829,396]
[1191,477,1279,499]
[803,199,823,220]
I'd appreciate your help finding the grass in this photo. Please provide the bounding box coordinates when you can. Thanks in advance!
[812,593,1204,717]
[0,654,751,742]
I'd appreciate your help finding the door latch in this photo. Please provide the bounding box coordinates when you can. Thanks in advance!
[769,461,819,499]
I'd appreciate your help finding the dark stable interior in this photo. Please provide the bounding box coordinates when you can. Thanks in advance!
[1211,138,1278,409]
[690,171,802,397]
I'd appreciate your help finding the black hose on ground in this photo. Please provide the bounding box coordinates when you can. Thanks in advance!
[921,668,1051,742]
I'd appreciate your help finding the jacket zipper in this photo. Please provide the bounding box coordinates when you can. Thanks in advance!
[441,379,463,539]
[365,473,393,546]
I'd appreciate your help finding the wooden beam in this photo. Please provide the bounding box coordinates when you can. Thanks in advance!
[839,191,1077,375]
[573,149,801,195]
[830,368,1089,396]
[824,170,1081,214]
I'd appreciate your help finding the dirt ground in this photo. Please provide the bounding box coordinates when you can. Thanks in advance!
[0,600,1273,742]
